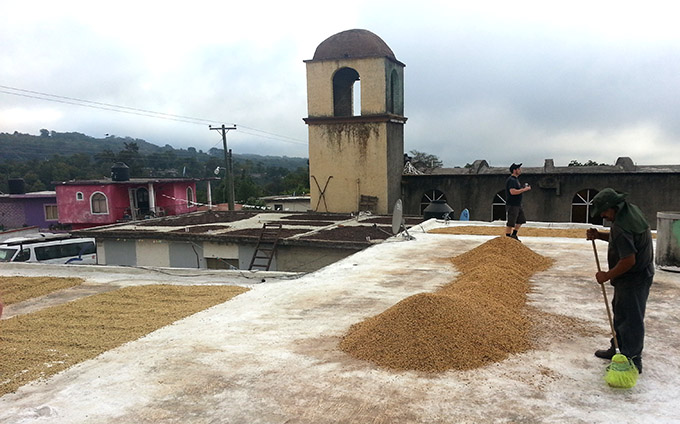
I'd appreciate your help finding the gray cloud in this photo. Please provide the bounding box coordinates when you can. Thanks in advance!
[395,27,680,166]
[2,2,679,167]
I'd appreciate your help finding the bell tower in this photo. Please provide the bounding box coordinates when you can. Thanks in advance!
[304,29,406,214]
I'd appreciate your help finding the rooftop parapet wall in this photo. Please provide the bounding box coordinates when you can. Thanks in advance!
[402,157,680,230]
[428,157,680,176]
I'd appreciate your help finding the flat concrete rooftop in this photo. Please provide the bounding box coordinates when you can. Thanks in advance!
[74,210,426,249]
[1,220,679,423]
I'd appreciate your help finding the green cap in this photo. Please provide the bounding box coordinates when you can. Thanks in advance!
[590,188,627,217]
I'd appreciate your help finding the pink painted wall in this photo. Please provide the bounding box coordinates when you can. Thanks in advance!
[153,182,198,216]
[56,181,198,229]
[56,184,124,228]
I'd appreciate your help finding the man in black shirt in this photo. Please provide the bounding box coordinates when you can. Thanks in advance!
[505,163,531,241]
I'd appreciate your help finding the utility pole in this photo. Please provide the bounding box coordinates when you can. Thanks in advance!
[209,124,237,211]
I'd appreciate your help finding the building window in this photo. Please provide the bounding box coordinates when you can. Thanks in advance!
[333,67,360,117]
[76,192,84,201]
[15,248,31,262]
[91,192,109,214]
[420,189,446,214]
[186,187,194,207]
[44,204,59,221]
[388,69,402,114]
[571,189,603,225]
[492,190,506,221]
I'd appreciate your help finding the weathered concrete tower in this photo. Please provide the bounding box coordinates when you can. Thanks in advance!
[304,29,406,214]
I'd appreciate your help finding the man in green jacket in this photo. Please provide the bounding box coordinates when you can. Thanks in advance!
[586,188,654,374]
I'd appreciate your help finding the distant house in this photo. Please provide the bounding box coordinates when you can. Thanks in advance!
[54,163,217,230]
[260,195,311,212]
[0,179,58,231]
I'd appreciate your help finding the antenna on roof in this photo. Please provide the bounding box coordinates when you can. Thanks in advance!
[391,199,414,240]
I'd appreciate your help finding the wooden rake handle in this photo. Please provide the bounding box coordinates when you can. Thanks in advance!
[591,239,620,352]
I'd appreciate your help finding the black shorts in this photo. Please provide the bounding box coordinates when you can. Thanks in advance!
[506,205,526,227]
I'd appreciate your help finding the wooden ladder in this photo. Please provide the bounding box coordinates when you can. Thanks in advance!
[248,223,282,271]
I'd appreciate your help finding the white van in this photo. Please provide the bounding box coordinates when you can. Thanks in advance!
[0,233,97,265]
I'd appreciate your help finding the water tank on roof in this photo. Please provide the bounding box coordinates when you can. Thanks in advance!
[656,212,680,271]
[111,162,130,181]
[8,178,25,194]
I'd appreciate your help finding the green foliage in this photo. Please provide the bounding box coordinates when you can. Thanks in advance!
[409,150,443,172]
[234,171,264,203]
[568,160,609,167]
[0,130,308,200]
[22,171,45,192]
[281,167,310,195]
[0,131,160,161]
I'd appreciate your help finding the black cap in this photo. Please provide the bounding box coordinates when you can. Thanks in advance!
[509,163,522,172]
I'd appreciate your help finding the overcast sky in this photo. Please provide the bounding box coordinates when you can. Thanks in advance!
[1,0,679,167]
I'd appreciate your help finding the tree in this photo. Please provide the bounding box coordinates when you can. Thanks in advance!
[235,171,264,202]
[23,171,45,191]
[118,142,144,176]
[0,130,310,195]
[180,157,201,177]
[204,157,222,177]
[408,150,443,172]
[281,167,310,195]
[568,160,608,167]
[94,149,117,175]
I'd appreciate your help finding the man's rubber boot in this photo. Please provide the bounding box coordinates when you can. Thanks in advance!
[632,356,643,374]
[594,347,616,360]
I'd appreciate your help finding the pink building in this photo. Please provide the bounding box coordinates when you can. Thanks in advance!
[55,164,215,229]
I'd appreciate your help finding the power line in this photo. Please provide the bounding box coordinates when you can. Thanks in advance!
[236,124,307,145]
[0,86,211,125]
[0,84,308,146]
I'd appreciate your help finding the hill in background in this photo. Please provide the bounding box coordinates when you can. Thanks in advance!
[0,130,309,198]
[0,130,307,170]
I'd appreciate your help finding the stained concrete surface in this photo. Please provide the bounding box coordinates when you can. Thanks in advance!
[1,221,679,423]
[1,264,297,320]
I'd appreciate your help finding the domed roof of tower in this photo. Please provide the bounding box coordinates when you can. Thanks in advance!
[312,29,400,63]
